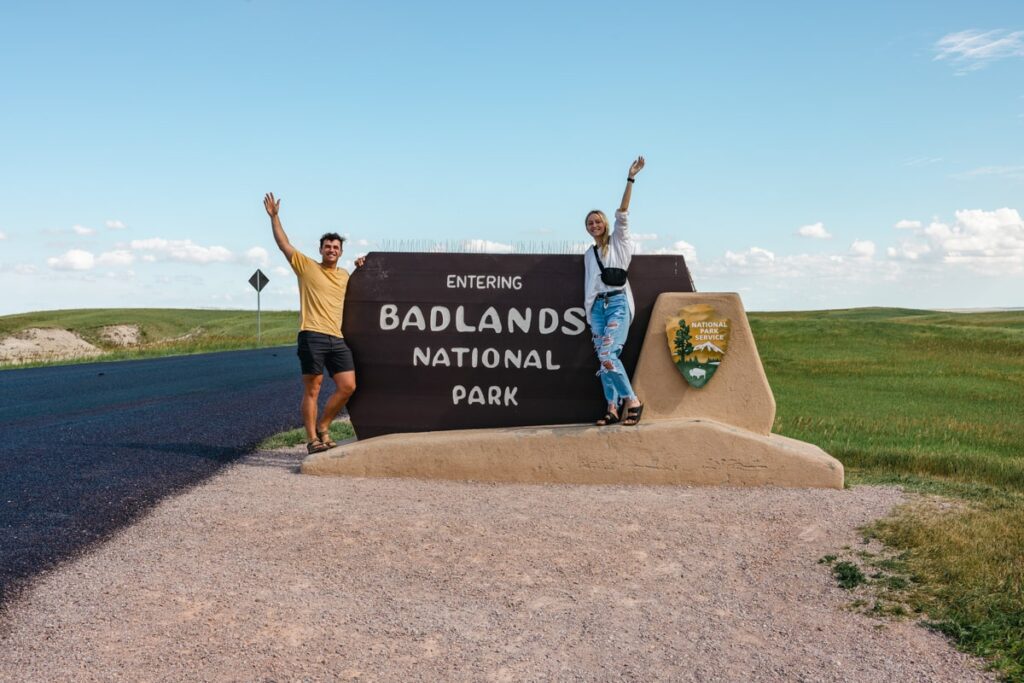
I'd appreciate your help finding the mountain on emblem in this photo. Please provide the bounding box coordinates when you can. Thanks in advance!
[692,341,724,353]
[664,304,731,388]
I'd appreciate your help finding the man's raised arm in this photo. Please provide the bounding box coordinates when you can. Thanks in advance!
[264,192,295,260]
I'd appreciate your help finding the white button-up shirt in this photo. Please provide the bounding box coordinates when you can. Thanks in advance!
[583,209,636,328]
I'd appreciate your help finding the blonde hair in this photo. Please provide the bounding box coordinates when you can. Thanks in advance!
[585,210,610,256]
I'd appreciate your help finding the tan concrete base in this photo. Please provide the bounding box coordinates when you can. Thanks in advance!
[632,292,776,435]
[301,418,844,489]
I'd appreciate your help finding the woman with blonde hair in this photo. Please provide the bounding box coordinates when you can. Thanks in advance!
[585,156,645,426]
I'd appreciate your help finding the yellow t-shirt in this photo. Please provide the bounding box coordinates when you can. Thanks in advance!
[290,250,350,337]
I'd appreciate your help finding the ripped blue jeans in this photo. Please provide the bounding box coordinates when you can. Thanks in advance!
[590,293,637,408]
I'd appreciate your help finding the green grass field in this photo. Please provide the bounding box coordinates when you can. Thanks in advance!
[752,308,1024,490]
[3,306,1023,677]
[752,308,1023,680]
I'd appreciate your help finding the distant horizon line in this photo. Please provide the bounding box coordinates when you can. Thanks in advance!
[2,304,1023,319]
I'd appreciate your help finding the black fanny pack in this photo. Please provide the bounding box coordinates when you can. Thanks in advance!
[592,245,628,287]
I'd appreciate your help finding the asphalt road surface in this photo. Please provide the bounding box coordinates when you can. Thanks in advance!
[0,347,308,608]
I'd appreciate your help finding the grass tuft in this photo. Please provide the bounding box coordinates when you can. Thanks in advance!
[833,561,867,590]
[256,420,355,450]
[867,499,1024,680]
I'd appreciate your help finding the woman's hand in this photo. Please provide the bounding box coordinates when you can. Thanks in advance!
[628,156,645,179]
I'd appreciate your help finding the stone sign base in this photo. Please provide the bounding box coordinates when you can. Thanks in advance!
[302,292,844,489]
[301,417,843,488]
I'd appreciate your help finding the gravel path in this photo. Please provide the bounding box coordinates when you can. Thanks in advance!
[0,448,992,682]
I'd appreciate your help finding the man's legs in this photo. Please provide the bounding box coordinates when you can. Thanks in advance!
[301,371,354,444]
[315,337,357,442]
[297,333,357,446]
[317,370,356,435]
[301,373,325,443]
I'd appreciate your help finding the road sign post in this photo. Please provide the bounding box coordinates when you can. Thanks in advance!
[248,269,270,344]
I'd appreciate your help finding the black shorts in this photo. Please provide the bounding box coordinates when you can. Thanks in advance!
[296,331,355,376]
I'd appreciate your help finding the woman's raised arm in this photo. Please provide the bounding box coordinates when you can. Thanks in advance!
[618,156,645,212]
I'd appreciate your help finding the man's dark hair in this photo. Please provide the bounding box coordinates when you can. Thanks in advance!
[319,232,346,248]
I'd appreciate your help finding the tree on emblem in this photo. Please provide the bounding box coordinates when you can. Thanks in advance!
[674,321,693,361]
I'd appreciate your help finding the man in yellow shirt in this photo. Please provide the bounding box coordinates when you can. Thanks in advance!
[264,192,362,454]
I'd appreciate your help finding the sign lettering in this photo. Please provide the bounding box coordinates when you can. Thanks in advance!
[344,253,694,439]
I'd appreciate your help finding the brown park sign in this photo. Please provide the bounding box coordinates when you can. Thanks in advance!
[342,253,694,439]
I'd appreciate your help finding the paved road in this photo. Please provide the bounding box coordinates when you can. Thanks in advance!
[0,347,307,607]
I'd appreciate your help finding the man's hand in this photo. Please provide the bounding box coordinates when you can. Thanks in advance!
[264,192,281,217]
[628,156,645,179]
[265,192,294,259]
[354,256,366,268]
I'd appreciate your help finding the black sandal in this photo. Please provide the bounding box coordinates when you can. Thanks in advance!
[596,410,620,426]
[307,438,330,454]
[317,430,338,449]
[622,403,644,426]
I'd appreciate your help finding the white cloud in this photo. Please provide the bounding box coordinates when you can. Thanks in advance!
[632,233,659,241]
[797,222,832,239]
[106,219,127,230]
[355,238,371,247]
[652,240,698,262]
[724,246,775,269]
[894,219,922,230]
[885,208,1024,274]
[903,156,943,166]
[129,238,233,264]
[97,250,135,266]
[14,263,37,275]
[887,242,932,261]
[462,239,513,253]
[0,230,6,240]
[245,246,269,266]
[953,165,1024,181]
[850,240,876,258]
[47,249,95,270]
[934,29,1024,73]
[72,224,95,236]
[273,266,290,277]
[700,248,887,283]
[941,208,1024,271]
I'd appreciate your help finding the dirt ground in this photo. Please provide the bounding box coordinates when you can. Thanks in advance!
[99,324,141,347]
[0,448,993,682]
[0,328,102,364]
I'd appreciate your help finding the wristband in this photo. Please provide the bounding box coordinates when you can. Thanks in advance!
[627,177,635,183]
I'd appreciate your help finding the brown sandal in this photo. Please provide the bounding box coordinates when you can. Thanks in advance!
[307,438,330,454]
[317,430,338,449]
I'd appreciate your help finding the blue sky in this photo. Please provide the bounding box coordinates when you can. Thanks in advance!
[1,1,1022,314]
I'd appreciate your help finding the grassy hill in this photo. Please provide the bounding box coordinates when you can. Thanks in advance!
[0,308,299,363]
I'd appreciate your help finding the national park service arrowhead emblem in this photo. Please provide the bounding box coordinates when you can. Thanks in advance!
[665,304,730,388]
